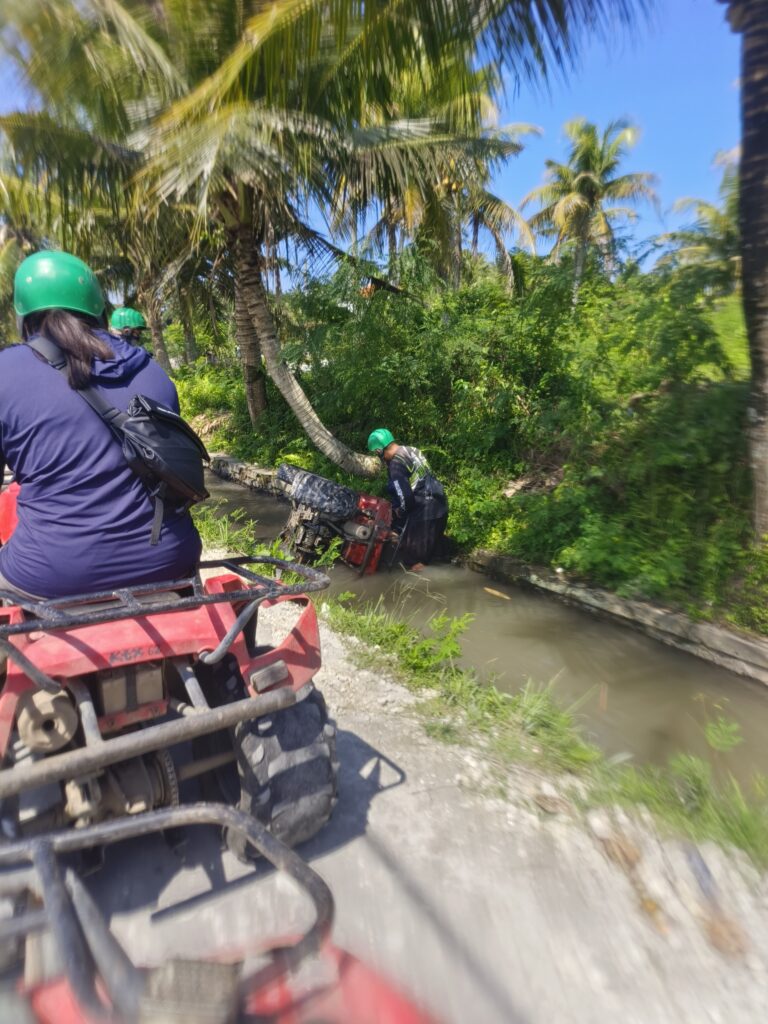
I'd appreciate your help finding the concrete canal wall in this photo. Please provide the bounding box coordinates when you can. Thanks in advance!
[469,550,768,687]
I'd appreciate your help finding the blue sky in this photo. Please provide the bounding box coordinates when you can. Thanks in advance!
[1,0,738,252]
[495,0,740,246]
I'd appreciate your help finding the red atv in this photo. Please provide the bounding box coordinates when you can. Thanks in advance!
[0,481,338,856]
[0,482,437,1022]
[0,805,437,1023]
[276,464,394,575]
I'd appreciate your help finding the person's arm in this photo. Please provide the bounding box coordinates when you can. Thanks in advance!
[389,459,416,514]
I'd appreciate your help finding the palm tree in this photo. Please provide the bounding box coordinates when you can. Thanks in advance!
[2,0,652,474]
[523,118,659,300]
[718,1,768,540]
[463,161,537,289]
[357,134,537,288]
[659,152,740,294]
[0,161,46,337]
[334,60,537,288]
[0,1,257,387]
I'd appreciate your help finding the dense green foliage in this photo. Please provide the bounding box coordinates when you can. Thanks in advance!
[177,249,759,628]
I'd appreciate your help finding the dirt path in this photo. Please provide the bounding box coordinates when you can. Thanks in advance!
[90,601,768,1024]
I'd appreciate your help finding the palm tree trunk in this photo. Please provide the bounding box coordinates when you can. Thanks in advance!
[572,239,587,304]
[177,286,198,363]
[726,1,768,539]
[471,213,480,258]
[488,224,515,292]
[207,288,223,346]
[266,223,281,297]
[452,196,462,288]
[234,277,268,424]
[236,227,377,477]
[139,290,171,373]
[387,221,398,280]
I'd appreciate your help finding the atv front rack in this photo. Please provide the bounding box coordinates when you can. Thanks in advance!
[0,804,334,1023]
[0,556,329,638]
[0,556,330,695]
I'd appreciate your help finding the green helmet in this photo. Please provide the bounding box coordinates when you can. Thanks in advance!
[14,251,105,319]
[367,428,395,452]
[110,307,147,331]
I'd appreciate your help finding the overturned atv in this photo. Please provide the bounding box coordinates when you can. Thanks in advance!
[0,540,338,857]
[277,463,393,575]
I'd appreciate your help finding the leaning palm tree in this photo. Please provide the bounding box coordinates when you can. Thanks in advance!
[718,1,768,541]
[138,1,652,473]
[523,118,658,300]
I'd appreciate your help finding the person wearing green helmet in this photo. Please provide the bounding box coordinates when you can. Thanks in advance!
[367,428,447,571]
[109,306,148,346]
[0,250,201,599]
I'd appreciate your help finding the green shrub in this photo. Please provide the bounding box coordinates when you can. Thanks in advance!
[182,253,759,627]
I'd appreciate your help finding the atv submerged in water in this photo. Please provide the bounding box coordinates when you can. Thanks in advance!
[277,464,395,575]
[0,481,338,857]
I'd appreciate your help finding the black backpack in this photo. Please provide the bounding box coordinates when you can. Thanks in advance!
[28,336,209,545]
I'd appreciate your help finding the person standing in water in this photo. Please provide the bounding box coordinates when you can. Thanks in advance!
[367,428,448,571]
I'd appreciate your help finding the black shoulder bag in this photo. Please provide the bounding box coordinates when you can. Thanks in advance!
[28,336,209,545]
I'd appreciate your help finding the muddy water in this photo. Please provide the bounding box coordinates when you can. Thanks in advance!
[204,476,768,781]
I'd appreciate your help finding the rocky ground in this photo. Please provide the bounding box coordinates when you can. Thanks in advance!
[77,597,768,1024]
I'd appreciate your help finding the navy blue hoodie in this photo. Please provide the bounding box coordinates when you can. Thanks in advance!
[0,332,201,598]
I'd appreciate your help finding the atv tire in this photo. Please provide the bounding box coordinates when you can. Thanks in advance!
[277,463,359,519]
[226,684,338,862]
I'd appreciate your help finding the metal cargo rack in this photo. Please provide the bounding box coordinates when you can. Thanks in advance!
[0,556,329,639]
[0,557,330,801]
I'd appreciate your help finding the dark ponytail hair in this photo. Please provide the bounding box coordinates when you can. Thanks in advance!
[23,309,114,389]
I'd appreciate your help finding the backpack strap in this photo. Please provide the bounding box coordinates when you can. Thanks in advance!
[149,482,166,546]
[26,335,67,371]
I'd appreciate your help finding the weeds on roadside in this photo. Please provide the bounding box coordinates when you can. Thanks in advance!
[193,500,263,557]
[323,594,768,866]
[593,756,768,867]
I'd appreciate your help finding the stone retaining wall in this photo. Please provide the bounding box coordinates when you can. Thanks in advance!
[469,550,768,687]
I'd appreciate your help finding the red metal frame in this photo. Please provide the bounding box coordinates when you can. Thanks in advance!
[0,480,20,544]
[26,944,438,1024]
[342,494,393,575]
[0,574,321,760]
